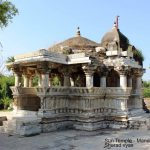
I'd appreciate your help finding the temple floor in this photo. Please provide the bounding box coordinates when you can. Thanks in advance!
[0,129,150,150]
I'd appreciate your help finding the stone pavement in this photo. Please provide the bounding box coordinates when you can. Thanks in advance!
[0,129,150,150]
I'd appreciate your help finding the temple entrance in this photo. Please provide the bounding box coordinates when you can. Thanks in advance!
[106,70,120,87]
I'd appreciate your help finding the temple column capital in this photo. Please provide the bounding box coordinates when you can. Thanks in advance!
[115,66,128,75]
[132,68,144,77]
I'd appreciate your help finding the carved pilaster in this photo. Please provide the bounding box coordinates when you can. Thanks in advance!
[132,68,144,77]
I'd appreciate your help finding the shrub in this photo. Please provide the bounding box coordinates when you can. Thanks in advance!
[0,97,12,109]
[143,88,150,98]
[0,75,14,109]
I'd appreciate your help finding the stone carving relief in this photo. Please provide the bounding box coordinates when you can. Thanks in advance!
[108,41,118,51]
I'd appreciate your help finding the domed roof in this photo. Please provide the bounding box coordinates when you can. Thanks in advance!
[48,28,99,53]
[101,23,129,51]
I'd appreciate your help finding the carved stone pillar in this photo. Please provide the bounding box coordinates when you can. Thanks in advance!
[60,67,71,87]
[63,73,71,86]
[29,76,33,87]
[14,73,21,86]
[12,65,22,87]
[128,77,132,87]
[82,65,95,87]
[100,70,108,87]
[115,66,128,88]
[100,76,106,87]
[133,68,144,94]
[129,68,144,110]
[41,73,49,87]
[120,74,127,88]
[37,62,51,88]
[85,72,93,87]
[23,75,29,87]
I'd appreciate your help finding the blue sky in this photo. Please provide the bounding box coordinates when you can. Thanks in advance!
[0,0,150,80]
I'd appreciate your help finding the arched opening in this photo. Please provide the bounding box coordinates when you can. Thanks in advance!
[51,69,62,86]
[106,69,120,87]
[93,72,100,87]
[73,67,86,87]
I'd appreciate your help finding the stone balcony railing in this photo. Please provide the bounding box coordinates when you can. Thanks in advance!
[10,87,36,95]
[36,87,106,97]
[106,87,132,97]
[11,86,132,98]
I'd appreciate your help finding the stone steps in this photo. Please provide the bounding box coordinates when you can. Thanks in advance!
[0,116,7,126]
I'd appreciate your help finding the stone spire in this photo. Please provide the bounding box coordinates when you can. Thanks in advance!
[76,27,81,37]
[116,15,119,30]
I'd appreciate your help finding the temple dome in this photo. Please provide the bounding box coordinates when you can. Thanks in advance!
[101,24,129,51]
[48,28,99,53]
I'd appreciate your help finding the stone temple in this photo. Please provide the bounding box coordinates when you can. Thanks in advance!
[2,18,150,136]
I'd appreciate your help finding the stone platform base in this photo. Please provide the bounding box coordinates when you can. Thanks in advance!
[1,110,150,136]
[128,109,150,129]
[0,118,41,136]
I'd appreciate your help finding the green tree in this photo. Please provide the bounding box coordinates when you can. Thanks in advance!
[143,88,150,98]
[6,56,15,63]
[6,56,15,71]
[0,0,18,28]
[0,75,14,109]
[143,81,150,88]
[133,48,144,66]
[143,81,150,98]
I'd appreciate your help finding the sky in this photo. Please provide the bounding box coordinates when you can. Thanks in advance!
[0,0,150,80]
